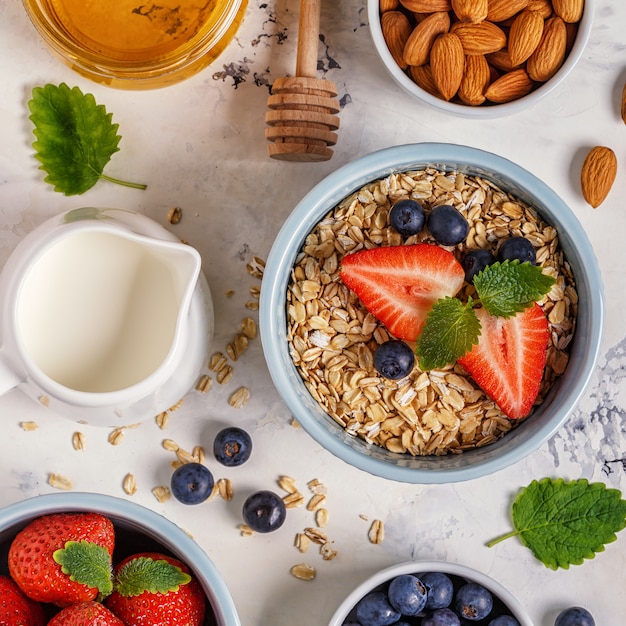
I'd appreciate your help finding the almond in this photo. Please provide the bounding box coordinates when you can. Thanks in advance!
[451,0,488,23]
[508,9,545,65]
[408,64,442,97]
[552,0,584,23]
[382,11,413,70]
[399,0,452,11]
[526,0,554,19]
[430,32,465,100]
[450,21,507,55]
[486,0,531,23]
[581,146,617,208]
[403,11,450,66]
[486,49,519,72]
[458,54,491,105]
[527,16,567,82]
[380,0,400,10]
[485,68,534,102]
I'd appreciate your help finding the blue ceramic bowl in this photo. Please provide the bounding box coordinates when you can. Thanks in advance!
[328,561,532,626]
[260,143,604,484]
[0,492,240,625]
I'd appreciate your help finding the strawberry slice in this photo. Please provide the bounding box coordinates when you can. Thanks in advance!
[458,303,549,419]
[340,244,465,342]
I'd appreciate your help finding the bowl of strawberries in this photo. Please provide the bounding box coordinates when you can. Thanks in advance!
[0,492,240,625]
[259,142,604,483]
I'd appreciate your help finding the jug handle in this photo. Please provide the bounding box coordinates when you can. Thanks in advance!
[0,348,22,396]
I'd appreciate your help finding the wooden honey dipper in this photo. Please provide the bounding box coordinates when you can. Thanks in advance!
[265,0,340,162]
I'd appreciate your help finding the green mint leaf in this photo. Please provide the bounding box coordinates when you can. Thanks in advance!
[114,556,191,597]
[474,261,555,318]
[417,297,481,371]
[53,540,113,596]
[486,478,626,569]
[28,83,147,196]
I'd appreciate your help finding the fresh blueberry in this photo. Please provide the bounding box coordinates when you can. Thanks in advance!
[170,462,214,505]
[388,574,427,616]
[554,607,595,626]
[374,340,415,380]
[422,572,454,609]
[461,248,496,284]
[355,591,401,626]
[497,236,536,265]
[242,490,286,533]
[454,582,493,621]
[213,426,252,467]
[488,616,520,626]
[427,204,469,246]
[390,199,426,236]
[422,608,461,626]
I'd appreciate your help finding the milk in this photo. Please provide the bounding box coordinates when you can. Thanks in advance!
[16,231,180,392]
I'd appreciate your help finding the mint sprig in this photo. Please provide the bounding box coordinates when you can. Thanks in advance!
[417,261,554,370]
[114,556,191,597]
[487,478,626,569]
[474,261,557,318]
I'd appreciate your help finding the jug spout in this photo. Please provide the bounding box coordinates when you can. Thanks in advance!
[0,348,23,397]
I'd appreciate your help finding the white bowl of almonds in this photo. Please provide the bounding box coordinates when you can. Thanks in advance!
[260,143,604,483]
[369,0,593,116]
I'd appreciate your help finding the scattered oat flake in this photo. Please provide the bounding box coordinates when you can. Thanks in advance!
[316,508,329,528]
[307,478,327,495]
[152,486,171,503]
[369,519,384,544]
[295,533,311,553]
[167,206,182,224]
[192,445,205,464]
[72,432,86,451]
[246,256,266,279]
[241,317,257,339]
[168,399,184,412]
[209,352,227,372]
[225,289,235,297]
[290,563,316,581]
[217,478,233,500]
[245,301,259,310]
[162,438,180,452]
[49,473,73,490]
[283,492,305,508]
[176,447,196,465]
[20,421,39,431]
[306,494,327,511]
[278,475,298,493]
[155,411,169,430]
[217,365,234,385]
[229,386,251,408]
[123,473,137,495]
[39,395,50,407]
[195,374,212,393]
[320,542,338,561]
[304,527,327,545]
[240,524,255,536]
[108,428,125,445]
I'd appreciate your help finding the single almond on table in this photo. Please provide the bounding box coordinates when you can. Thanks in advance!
[430,32,465,100]
[527,16,567,82]
[580,146,617,208]
[486,0,531,23]
[403,11,450,67]
[508,9,545,66]
[458,54,490,105]
[451,21,507,55]
[451,0,488,23]
[399,0,452,12]
[382,11,413,69]
[552,0,584,23]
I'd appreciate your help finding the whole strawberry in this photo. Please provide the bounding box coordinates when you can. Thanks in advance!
[47,601,124,625]
[0,575,46,626]
[8,512,115,607]
[105,552,206,625]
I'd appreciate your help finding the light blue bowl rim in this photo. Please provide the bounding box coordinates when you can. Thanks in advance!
[0,492,241,626]
[260,142,605,484]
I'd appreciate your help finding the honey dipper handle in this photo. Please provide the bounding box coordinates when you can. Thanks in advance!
[295,0,321,78]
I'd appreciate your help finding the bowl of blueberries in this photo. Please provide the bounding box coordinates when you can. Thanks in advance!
[328,560,596,626]
[260,142,604,483]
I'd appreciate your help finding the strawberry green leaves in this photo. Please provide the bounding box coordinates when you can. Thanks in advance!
[53,540,114,595]
[417,260,555,370]
[28,83,147,196]
[114,556,191,597]
[487,478,626,569]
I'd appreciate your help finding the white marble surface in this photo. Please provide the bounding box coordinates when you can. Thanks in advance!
[1,1,625,624]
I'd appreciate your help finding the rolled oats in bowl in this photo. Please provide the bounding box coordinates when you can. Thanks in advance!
[260,144,604,483]
[286,167,576,456]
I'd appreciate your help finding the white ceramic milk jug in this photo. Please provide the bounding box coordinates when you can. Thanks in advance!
[0,207,214,425]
